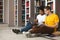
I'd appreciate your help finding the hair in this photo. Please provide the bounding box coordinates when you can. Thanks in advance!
[39,6,45,12]
[45,6,51,11]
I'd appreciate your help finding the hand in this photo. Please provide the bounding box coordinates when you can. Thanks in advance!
[42,22,45,24]
[34,19,38,23]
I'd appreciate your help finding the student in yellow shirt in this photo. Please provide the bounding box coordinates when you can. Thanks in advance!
[43,6,59,34]
[28,6,59,34]
[44,6,59,29]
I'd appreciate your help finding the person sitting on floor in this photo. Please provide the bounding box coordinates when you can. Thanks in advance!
[12,6,46,34]
[25,6,59,36]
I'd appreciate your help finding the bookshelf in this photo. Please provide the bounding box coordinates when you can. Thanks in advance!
[22,0,25,26]
[25,0,30,26]
[14,0,25,26]
[34,0,45,18]
[45,0,55,13]
[0,0,3,22]
[14,0,18,26]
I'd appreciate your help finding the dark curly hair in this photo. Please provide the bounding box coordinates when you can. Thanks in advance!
[39,6,45,12]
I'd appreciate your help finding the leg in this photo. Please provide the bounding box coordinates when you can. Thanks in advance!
[30,26,42,33]
[20,21,32,32]
[41,26,55,34]
[12,21,32,34]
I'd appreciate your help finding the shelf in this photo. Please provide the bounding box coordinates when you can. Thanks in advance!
[22,4,25,5]
[0,13,2,15]
[22,0,25,4]
[51,10,53,11]
[0,9,3,10]
[0,11,3,13]
[0,0,3,22]
[0,6,3,9]
[22,9,25,10]
[26,19,29,22]
[26,0,29,2]
[22,5,25,9]
[0,19,3,22]
[47,1,53,3]
[34,6,40,8]
[26,8,29,13]
[36,12,39,13]
[0,0,3,2]
[0,2,3,5]
[0,5,3,6]
[22,0,25,25]
[26,13,29,15]
[26,6,29,8]
[0,18,3,19]
[22,14,25,16]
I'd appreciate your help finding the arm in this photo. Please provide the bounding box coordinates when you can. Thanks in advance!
[44,22,59,28]
[45,14,59,28]
[34,19,38,24]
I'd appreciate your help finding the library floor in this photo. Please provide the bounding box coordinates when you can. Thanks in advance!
[0,27,60,40]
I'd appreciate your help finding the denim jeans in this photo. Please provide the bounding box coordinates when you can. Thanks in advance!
[20,21,32,32]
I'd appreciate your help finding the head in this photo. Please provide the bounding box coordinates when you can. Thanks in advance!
[39,6,45,15]
[44,6,51,15]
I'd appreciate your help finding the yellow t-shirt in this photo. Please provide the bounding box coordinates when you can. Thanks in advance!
[45,14,59,28]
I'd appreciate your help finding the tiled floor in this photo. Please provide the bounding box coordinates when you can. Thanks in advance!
[0,27,60,40]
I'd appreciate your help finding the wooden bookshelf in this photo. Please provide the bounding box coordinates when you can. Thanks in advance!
[34,0,43,18]
[45,0,55,13]
[22,0,25,26]
[0,0,3,22]
[14,0,18,26]
[25,0,30,26]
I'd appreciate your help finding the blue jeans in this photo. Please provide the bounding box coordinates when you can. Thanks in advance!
[20,21,32,32]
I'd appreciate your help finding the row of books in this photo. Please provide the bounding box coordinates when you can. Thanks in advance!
[0,0,3,22]
[14,0,18,25]
[22,0,25,22]
[25,0,29,22]
[0,0,3,2]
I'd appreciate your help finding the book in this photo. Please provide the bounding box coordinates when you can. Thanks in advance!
[26,8,29,13]
[26,15,29,19]
[26,1,29,7]
[22,0,25,4]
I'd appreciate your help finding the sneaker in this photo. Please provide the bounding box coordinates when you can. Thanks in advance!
[23,31,30,35]
[12,29,22,34]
